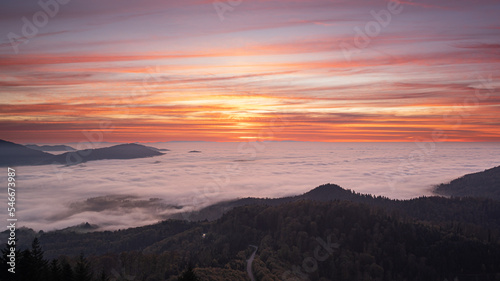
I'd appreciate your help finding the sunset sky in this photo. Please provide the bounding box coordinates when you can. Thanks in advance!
[0,0,499,143]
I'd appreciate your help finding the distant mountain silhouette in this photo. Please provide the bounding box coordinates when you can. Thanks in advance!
[434,166,500,200]
[57,222,99,233]
[44,143,165,165]
[0,139,164,166]
[145,145,170,152]
[0,139,54,166]
[25,144,76,151]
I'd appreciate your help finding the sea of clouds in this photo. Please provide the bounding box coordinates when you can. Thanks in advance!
[1,142,499,231]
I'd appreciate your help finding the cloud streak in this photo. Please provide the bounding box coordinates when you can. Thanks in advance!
[0,0,499,142]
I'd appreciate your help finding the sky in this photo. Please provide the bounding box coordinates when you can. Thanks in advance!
[0,0,499,143]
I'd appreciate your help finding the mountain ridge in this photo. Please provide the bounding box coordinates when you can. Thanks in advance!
[0,139,55,166]
[434,165,500,200]
[0,139,165,166]
[25,144,76,151]
[177,165,500,222]
[173,182,500,229]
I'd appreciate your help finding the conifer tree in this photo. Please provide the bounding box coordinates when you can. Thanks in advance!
[49,259,62,281]
[31,238,49,280]
[178,265,199,281]
[19,248,34,281]
[61,260,74,281]
[74,253,93,281]
[98,270,110,281]
[0,242,21,281]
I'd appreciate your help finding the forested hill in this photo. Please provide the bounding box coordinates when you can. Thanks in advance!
[8,184,500,257]
[171,183,389,221]
[3,168,500,280]
[176,183,500,229]
[4,199,500,281]
[434,166,500,200]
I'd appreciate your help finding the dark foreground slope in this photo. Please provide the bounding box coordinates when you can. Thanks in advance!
[0,139,164,166]
[4,184,500,281]
[434,166,500,200]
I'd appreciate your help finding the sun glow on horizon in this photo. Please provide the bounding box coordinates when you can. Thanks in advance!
[1,0,499,143]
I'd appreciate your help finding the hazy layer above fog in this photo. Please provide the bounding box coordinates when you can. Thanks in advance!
[2,142,499,231]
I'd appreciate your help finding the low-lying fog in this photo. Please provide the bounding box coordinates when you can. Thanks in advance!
[2,142,499,231]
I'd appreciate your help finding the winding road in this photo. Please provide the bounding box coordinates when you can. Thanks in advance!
[247,245,258,281]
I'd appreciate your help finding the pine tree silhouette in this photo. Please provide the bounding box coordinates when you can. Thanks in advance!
[61,261,74,281]
[178,265,199,281]
[49,259,62,281]
[98,270,110,281]
[74,253,93,281]
[31,237,48,280]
